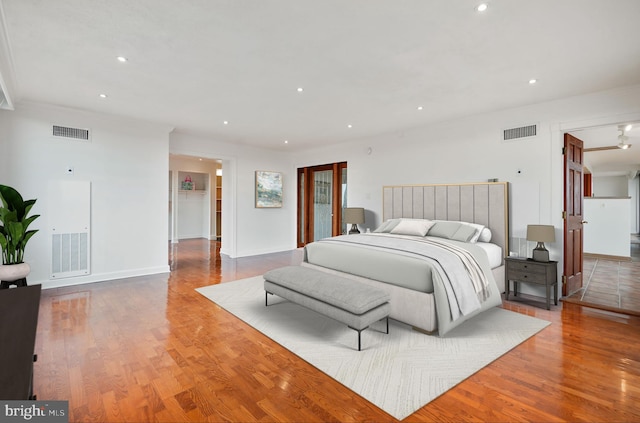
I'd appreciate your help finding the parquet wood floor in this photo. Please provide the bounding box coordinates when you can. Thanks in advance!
[34,239,640,422]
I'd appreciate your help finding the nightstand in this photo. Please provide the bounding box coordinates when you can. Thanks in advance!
[505,257,558,310]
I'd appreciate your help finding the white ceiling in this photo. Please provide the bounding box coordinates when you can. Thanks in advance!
[1,0,640,170]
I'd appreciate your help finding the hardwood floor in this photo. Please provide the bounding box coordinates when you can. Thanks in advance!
[34,239,640,422]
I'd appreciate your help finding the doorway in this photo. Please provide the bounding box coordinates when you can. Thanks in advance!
[168,155,222,244]
[297,162,347,247]
[561,122,640,315]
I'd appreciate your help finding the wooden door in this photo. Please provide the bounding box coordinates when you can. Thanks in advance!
[297,162,347,247]
[563,133,585,296]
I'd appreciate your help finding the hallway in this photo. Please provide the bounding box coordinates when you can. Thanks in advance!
[564,236,640,315]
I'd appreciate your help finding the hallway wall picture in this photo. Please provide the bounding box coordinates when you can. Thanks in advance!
[255,171,283,208]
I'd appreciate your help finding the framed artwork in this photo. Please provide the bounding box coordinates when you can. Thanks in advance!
[255,171,283,208]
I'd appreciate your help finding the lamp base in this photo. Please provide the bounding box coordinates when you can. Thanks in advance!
[348,224,360,234]
[532,242,549,262]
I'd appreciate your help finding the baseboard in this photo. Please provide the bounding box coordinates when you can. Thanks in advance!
[233,245,299,258]
[584,253,632,262]
[36,265,171,289]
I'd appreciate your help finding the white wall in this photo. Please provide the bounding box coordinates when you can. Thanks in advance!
[0,112,7,181]
[293,84,640,297]
[294,109,556,237]
[631,176,639,234]
[593,175,628,197]
[3,84,640,293]
[0,103,171,288]
[584,198,630,258]
[169,132,296,258]
[590,174,639,233]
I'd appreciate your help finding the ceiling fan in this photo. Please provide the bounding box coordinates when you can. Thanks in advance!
[584,124,633,152]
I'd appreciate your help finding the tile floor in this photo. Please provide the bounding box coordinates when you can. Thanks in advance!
[565,236,640,315]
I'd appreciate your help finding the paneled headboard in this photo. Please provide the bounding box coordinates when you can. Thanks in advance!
[382,182,509,262]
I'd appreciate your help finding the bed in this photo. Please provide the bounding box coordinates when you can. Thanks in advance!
[302,182,509,336]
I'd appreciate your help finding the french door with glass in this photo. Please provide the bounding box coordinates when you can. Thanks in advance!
[297,162,347,247]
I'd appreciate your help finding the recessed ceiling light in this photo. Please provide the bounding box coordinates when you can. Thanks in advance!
[347,124,353,129]
[297,87,303,92]
[99,94,107,98]
[476,3,488,12]
[417,106,423,111]
[624,124,633,132]
[117,56,128,63]
[223,120,229,125]
[529,79,537,84]
[284,140,289,144]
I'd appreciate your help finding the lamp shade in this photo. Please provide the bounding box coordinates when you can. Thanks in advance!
[526,225,555,243]
[343,207,365,224]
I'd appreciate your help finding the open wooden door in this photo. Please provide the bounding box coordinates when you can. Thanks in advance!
[563,133,585,296]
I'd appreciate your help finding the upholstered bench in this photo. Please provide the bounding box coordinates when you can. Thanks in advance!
[263,265,390,351]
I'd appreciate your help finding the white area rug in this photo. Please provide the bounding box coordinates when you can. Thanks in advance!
[197,276,550,420]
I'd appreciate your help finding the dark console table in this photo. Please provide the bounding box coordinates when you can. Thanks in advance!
[0,284,41,400]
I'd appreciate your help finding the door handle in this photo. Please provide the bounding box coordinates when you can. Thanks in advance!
[581,220,589,224]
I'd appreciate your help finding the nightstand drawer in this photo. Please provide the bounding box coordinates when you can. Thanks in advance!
[506,260,546,275]
[506,269,547,284]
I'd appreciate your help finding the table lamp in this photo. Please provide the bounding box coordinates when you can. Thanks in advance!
[343,207,365,234]
[527,224,555,262]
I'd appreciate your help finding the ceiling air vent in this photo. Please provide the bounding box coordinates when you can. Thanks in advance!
[503,124,537,141]
[52,125,90,141]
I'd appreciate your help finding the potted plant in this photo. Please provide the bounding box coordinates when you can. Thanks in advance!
[0,184,40,283]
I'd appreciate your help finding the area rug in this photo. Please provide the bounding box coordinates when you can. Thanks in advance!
[196,276,550,420]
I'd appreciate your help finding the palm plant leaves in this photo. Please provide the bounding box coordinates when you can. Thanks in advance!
[0,185,40,264]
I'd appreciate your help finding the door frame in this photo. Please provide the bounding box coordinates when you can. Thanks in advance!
[169,151,237,257]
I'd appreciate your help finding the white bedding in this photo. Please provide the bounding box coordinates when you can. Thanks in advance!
[304,233,503,335]
[476,242,503,269]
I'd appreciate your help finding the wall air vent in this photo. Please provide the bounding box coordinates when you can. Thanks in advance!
[51,232,90,278]
[49,180,91,280]
[503,124,537,141]
[52,125,90,141]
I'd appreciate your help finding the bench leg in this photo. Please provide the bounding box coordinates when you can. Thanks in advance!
[350,317,389,351]
[349,326,367,351]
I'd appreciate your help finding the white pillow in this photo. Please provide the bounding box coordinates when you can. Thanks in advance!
[451,224,478,242]
[373,219,400,233]
[390,219,434,237]
[478,227,492,243]
[432,220,485,243]
[464,222,485,243]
